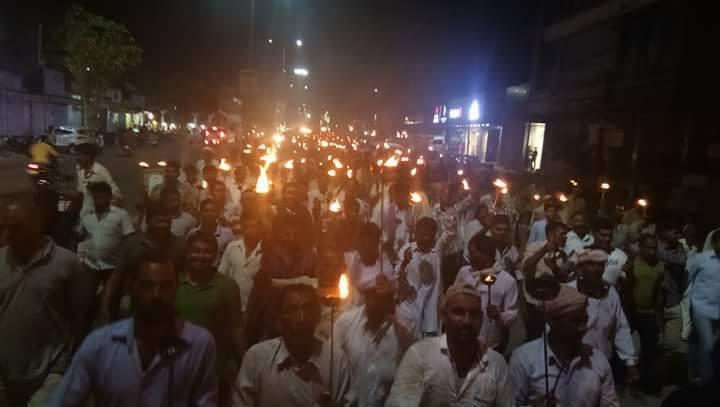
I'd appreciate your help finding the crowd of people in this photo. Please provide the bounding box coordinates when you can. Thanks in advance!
[1,139,719,407]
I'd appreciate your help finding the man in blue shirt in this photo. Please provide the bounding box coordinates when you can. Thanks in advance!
[687,231,720,384]
[49,252,218,406]
[528,198,561,244]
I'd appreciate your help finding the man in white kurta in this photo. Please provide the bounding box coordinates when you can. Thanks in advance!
[387,284,513,407]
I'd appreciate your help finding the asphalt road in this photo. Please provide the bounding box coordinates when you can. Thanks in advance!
[0,142,183,212]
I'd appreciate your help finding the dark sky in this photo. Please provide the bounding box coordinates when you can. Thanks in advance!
[5,0,535,119]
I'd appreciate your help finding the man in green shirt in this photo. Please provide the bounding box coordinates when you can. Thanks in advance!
[625,233,665,394]
[176,233,244,407]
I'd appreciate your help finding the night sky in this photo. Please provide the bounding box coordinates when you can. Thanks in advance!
[4,0,535,120]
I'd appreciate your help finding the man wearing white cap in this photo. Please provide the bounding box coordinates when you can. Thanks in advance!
[509,286,620,407]
[334,272,414,406]
[455,234,518,353]
[566,249,639,384]
[387,284,513,407]
[234,282,352,407]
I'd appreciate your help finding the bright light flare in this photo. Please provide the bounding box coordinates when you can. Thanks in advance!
[400,156,409,162]
[410,167,417,176]
[157,161,167,167]
[255,167,270,194]
[293,67,309,77]
[333,158,343,169]
[338,273,350,300]
[410,192,423,204]
[462,179,470,191]
[570,179,579,187]
[637,198,648,208]
[300,127,312,135]
[533,193,541,201]
[558,193,569,202]
[501,187,508,195]
[138,161,149,168]
[283,160,294,170]
[202,180,209,190]
[600,182,611,190]
[383,142,390,150]
[218,159,232,172]
[416,157,425,166]
[457,169,464,176]
[320,140,329,148]
[329,199,342,213]
[258,144,267,150]
[328,169,337,177]
[493,178,507,189]
[346,169,353,179]
[272,133,285,144]
[383,156,400,168]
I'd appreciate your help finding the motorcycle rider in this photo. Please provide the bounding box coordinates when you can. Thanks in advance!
[29,136,59,167]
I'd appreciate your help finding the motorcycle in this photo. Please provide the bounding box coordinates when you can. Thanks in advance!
[26,161,59,189]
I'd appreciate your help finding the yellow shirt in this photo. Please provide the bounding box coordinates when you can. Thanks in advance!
[30,143,58,164]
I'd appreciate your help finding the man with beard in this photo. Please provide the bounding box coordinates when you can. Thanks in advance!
[509,286,619,407]
[234,282,352,406]
[565,250,639,387]
[455,234,518,353]
[244,214,319,346]
[387,284,512,406]
[334,271,414,406]
[49,252,218,405]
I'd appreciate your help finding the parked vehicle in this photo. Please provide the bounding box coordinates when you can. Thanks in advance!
[48,127,104,154]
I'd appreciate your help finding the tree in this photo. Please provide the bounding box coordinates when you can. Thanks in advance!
[55,5,142,126]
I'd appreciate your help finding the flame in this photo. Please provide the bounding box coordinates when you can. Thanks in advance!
[501,187,508,194]
[600,182,611,190]
[157,161,167,167]
[482,274,497,285]
[533,193,541,201]
[416,157,425,166]
[383,155,400,168]
[383,142,390,150]
[376,159,384,167]
[272,133,285,144]
[202,180,209,190]
[637,198,648,208]
[260,147,277,164]
[328,169,337,177]
[258,144,267,150]
[333,158,343,169]
[300,158,307,164]
[300,127,312,135]
[329,199,342,213]
[346,168,353,179]
[218,158,232,172]
[462,179,470,191]
[320,140,329,148]
[338,273,350,300]
[255,166,270,193]
[138,161,150,168]
[410,167,417,176]
[558,193,569,202]
[570,179,579,187]
[283,160,294,170]
[493,178,507,189]
[410,192,422,204]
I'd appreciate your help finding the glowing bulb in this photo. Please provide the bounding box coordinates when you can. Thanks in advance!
[410,192,422,204]
[329,199,342,213]
[338,273,350,300]
[138,161,149,168]
[462,179,470,191]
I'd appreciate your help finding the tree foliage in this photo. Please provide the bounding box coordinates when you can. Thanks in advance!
[55,5,142,125]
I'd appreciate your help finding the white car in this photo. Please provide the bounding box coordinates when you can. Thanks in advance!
[49,127,104,154]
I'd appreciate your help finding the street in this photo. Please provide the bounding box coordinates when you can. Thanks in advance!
[0,141,183,212]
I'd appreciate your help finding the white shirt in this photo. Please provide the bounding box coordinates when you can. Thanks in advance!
[432,195,479,256]
[171,212,197,238]
[455,266,519,348]
[77,206,135,270]
[509,338,620,407]
[601,249,628,286]
[564,280,638,366]
[396,242,444,338]
[334,306,410,407]
[386,334,513,407]
[77,162,122,216]
[564,231,594,256]
[218,239,263,311]
[371,203,419,254]
[344,251,395,306]
[233,337,352,407]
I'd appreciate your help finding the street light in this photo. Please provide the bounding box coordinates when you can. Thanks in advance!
[293,67,309,77]
[296,39,303,47]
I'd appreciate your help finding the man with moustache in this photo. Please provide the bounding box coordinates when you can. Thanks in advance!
[49,252,218,405]
[387,284,513,406]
